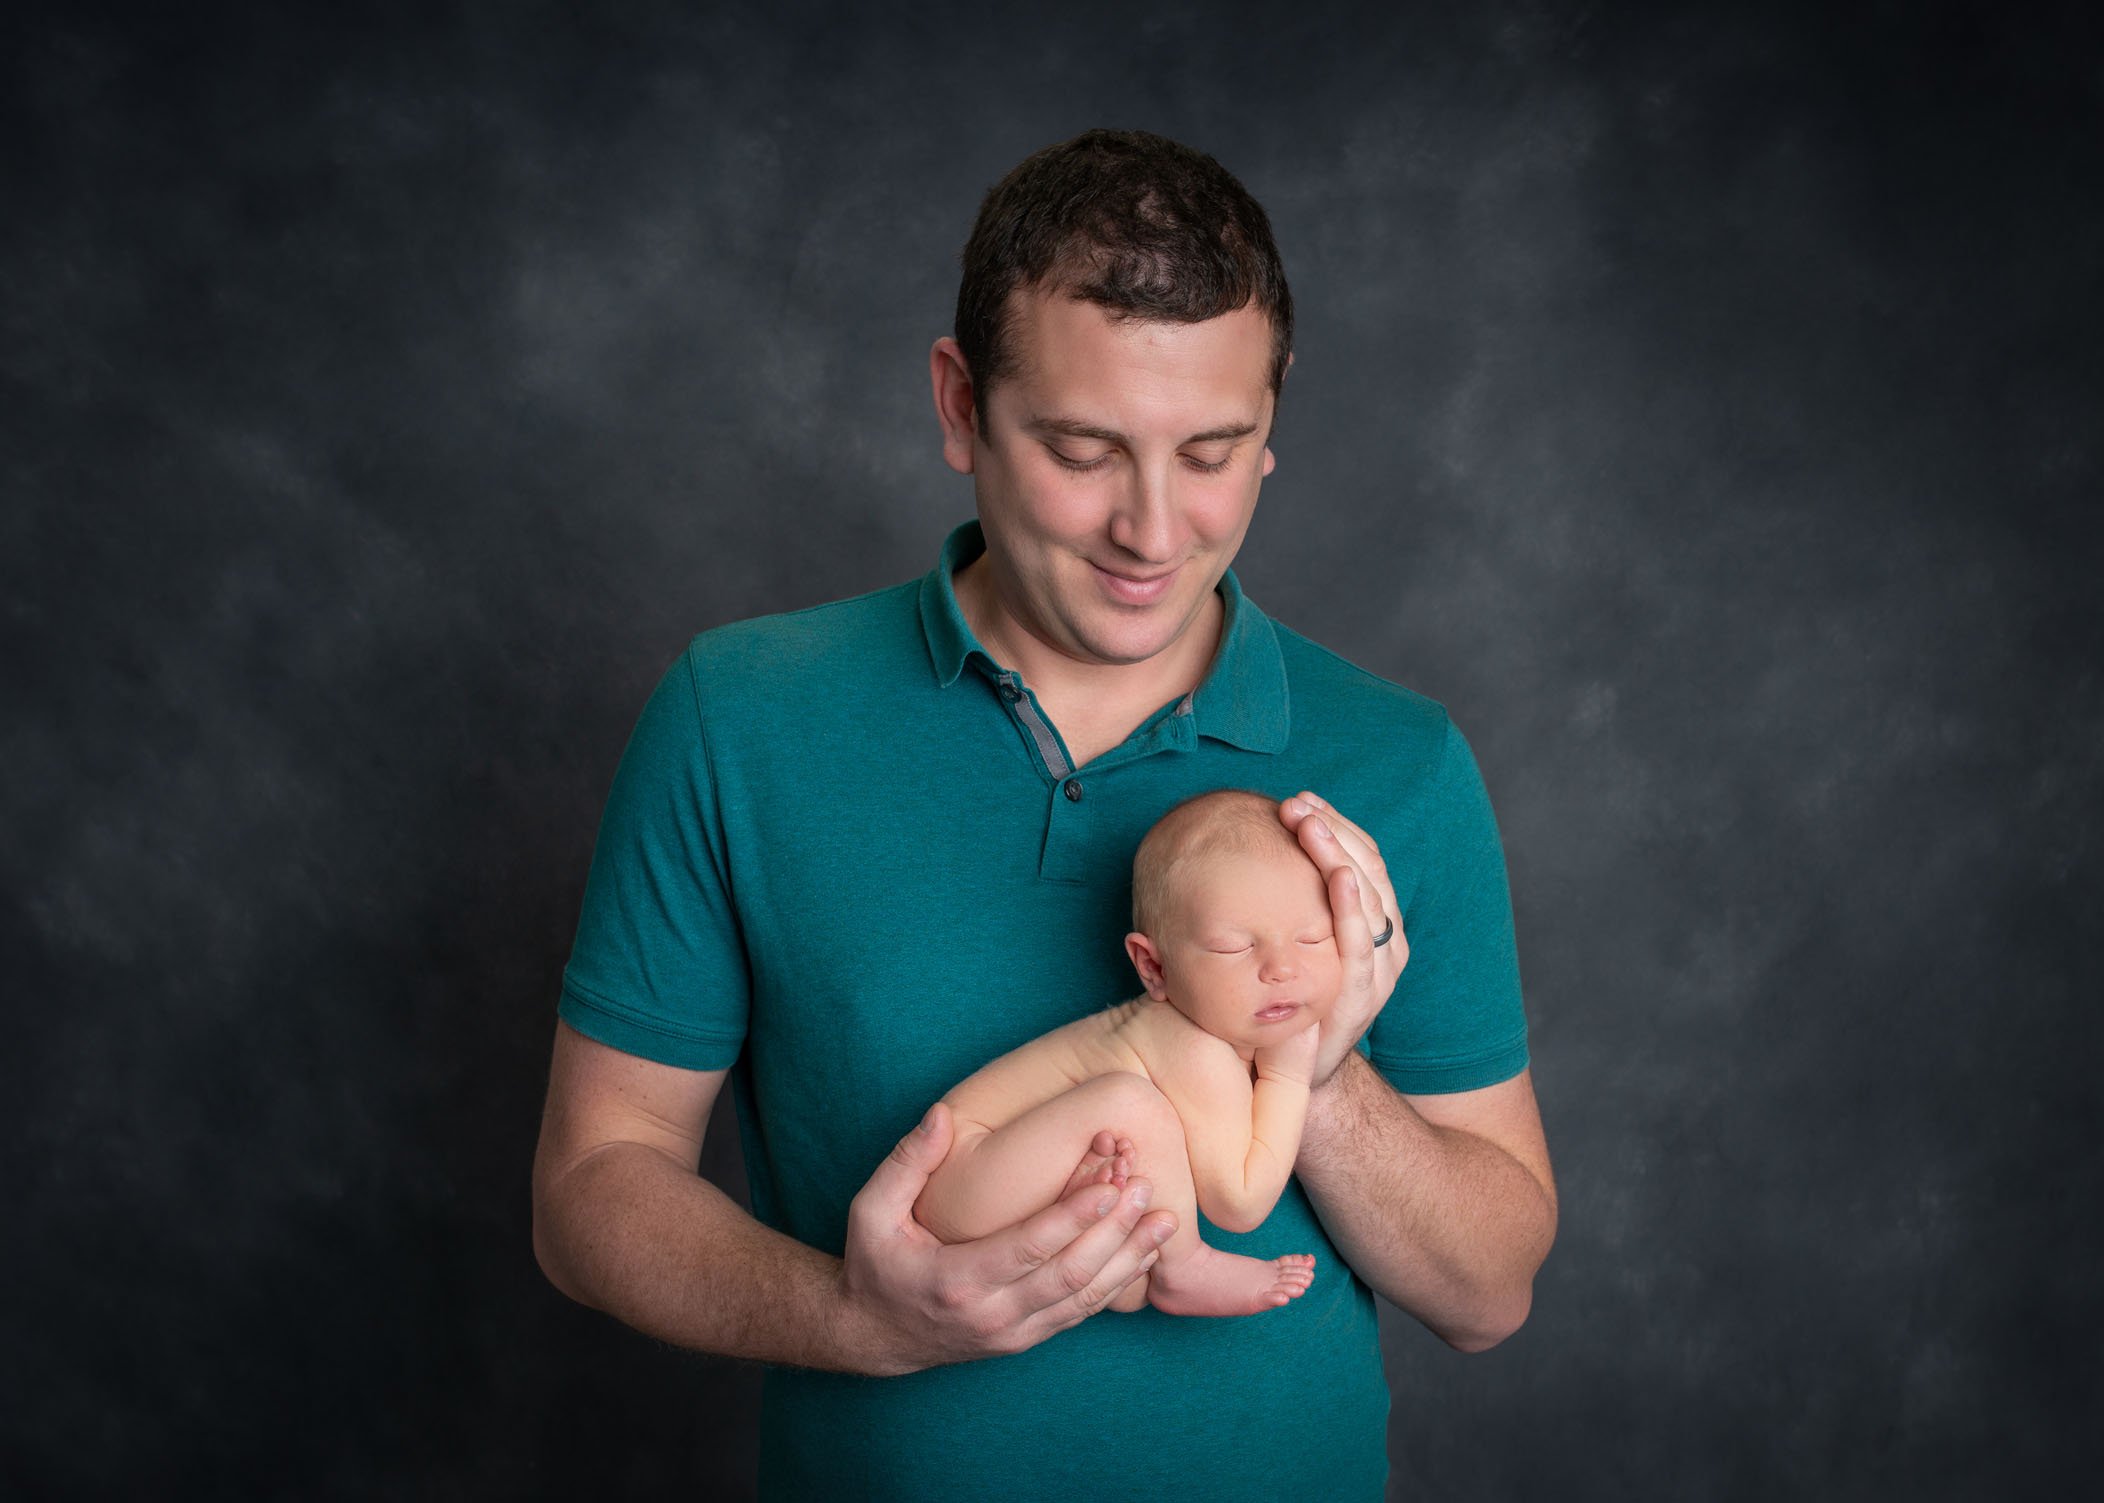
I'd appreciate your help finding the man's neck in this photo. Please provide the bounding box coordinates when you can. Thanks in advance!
[954,560,1224,769]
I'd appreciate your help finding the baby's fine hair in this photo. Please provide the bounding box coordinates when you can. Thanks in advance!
[1130,789,1303,935]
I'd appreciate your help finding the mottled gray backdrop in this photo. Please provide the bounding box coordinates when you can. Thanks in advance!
[6,0,2099,1497]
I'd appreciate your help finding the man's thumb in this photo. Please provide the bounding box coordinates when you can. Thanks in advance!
[876,1101,953,1196]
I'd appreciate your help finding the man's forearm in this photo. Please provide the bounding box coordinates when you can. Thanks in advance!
[1294,1054,1556,1352]
[534,1142,879,1374]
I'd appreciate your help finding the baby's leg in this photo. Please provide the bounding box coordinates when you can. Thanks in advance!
[914,1073,1314,1318]
[915,1077,1163,1245]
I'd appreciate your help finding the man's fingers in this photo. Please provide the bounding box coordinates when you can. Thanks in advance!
[1047,1220,1172,1332]
[1278,793,1407,1082]
[1284,793,1400,956]
[963,1173,1168,1288]
[1329,860,1375,960]
[1016,1179,1176,1320]
[1285,791,1389,883]
[865,1103,953,1217]
[1298,814,1379,930]
[1019,1194,1176,1337]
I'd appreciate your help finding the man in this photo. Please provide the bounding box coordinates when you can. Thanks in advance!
[532,129,1555,1499]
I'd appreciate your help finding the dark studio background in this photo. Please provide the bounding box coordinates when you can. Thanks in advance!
[6,0,2099,1496]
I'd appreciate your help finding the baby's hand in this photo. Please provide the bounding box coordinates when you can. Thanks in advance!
[1253,1021,1322,1086]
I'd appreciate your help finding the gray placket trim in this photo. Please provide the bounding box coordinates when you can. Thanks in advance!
[1001,672,1072,781]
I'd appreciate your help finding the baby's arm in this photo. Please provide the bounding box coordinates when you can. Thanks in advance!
[1151,1026,1319,1235]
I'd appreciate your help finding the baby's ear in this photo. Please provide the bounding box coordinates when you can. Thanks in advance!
[1124,932,1170,1000]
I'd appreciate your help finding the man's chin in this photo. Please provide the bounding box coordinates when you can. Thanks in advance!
[1067,621,1190,668]
[1066,593,1217,666]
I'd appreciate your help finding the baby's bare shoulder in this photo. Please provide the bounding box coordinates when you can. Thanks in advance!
[1127,1003,1244,1082]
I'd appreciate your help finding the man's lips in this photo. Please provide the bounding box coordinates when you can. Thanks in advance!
[1091,561,1178,605]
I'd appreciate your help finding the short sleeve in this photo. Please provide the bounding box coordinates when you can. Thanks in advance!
[1364,718,1529,1094]
[557,649,750,1070]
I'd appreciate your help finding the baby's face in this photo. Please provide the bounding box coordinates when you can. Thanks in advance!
[1147,847,1342,1051]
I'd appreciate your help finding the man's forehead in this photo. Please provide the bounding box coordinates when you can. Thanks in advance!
[1023,413,1262,445]
[993,290,1276,429]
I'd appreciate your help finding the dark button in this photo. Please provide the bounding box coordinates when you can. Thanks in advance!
[1063,779,1084,802]
[1000,682,1021,703]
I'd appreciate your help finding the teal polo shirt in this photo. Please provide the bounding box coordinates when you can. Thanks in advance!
[560,521,1527,1501]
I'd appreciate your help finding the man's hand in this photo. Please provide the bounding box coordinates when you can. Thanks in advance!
[1279,791,1408,1086]
[835,1103,1177,1376]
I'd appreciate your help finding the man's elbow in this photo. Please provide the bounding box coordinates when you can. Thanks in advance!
[532,1200,578,1303]
[531,1171,599,1308]
[1437,1284,1533,1354]
[1442,1181,1556,1352]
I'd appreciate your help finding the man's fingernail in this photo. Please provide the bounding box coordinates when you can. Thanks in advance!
[1095,1191,1117,1217]
[1148,1220,1172,1246]
[1344,871,1359,899]
[1130,1181,1153,1210]
[1284,798,1307,817]
[1309,817,1332,840]
[1139,1251,1160,1271]
[916,1106,937,1133]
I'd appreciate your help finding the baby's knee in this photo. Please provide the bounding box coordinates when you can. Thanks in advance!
[1088,1071,1184,1144]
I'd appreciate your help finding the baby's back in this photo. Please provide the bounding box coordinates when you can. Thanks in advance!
[942,1000,1156,1135]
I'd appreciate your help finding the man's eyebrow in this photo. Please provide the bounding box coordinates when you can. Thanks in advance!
[1025,416,1261,445]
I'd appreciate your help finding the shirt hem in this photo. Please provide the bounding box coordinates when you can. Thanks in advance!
[558,977,745,1071]
[1368,1036,1529,1095]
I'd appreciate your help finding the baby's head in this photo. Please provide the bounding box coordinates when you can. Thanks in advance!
[1125,790,1342,1051]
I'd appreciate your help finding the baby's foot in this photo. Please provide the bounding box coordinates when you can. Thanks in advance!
[1148,1247,1317,1318]
[1059,1132,1140,1199]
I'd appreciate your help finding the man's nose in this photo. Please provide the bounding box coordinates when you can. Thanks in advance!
[1106,463,1183,563]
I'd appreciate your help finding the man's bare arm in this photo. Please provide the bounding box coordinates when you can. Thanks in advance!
[531,1022,1176,1376]
[1295,1062,1555,1352]
[1279,792,1556,1352]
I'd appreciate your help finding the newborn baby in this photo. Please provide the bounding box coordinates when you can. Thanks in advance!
[914,789,1342,1316]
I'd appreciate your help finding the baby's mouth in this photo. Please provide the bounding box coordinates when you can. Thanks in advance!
[1254,1003,1300,1022]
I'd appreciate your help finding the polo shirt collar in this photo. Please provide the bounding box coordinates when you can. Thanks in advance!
[918,520,1289,754]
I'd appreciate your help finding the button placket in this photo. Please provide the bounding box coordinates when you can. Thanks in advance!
[1040,762,1096,883]
[995,671,1073,784]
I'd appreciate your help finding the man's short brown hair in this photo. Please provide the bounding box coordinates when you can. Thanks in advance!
[955,129,1293,428]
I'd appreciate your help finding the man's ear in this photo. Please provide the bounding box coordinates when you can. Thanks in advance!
[1260,353,1291,478]
[930,337,979,476]
[1124,932,1170,1000]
